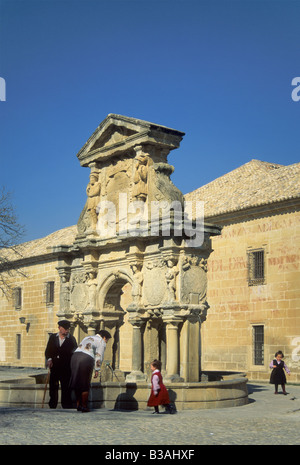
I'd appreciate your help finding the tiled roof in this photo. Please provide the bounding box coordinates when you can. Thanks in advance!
[1,225,77,262]
[184,159,300,218]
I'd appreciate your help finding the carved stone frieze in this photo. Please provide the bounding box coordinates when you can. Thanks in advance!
[132,147,149,202]
[86,170,101,232]
[130,264,143,306]
[181,255,208,305]
[70,271,89,313]
[164,258,179,302]
[143,259,166,306]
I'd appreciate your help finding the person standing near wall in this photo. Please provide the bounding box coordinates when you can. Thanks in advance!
[45,320,78,408]
[269,350,291,395]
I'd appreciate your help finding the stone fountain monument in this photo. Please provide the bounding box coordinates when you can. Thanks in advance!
[50,114,248,409]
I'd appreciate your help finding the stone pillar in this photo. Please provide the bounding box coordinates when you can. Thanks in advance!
[87,324,96,336]
[180,316,201,382]
[159,324,167,374]
[164,319,183,382]
[126,319,147,382]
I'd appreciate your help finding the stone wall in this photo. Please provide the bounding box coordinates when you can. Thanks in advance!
[0,258,60,367]
[201,210,300,383]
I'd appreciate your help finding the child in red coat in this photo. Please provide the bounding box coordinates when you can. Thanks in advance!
[147,359,175,414]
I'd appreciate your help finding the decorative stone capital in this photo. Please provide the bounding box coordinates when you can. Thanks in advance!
[56,266,71,283]
[82,258,98,273]
[163,318,182,328]
[128,316,147,329]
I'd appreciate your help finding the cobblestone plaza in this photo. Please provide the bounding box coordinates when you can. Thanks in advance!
[1,381,299,447]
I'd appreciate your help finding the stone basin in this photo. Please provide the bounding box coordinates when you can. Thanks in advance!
[0,370,248,410]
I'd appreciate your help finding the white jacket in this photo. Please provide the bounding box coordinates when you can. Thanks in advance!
[75,334,106,371]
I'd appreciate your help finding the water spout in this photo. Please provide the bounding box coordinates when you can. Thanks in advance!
[105,362,119,381]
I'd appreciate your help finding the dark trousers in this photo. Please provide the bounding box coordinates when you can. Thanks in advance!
[49,365,72,408]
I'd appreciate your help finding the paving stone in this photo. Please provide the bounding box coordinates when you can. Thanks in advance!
[0,382,299,446]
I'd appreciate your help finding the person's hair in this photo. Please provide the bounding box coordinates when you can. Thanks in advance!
[151,359,162,371]
[275,350,284,358]
[98,330,111,340]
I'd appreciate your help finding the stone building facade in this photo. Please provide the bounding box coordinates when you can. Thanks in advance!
[186,159,300,383]
[0,226,77,367]
[0,116,299,384]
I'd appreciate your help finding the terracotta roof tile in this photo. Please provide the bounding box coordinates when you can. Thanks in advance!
[1,225,77,261]
[184,159,300,218]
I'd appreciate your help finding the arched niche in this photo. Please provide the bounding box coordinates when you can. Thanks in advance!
[98,270,134,377]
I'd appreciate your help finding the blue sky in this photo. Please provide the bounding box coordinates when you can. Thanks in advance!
[0,0,299,243]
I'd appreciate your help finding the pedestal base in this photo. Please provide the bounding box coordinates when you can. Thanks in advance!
[125,370,147,382]
[164,374,184,383]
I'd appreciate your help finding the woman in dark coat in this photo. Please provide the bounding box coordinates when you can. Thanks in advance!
[269,350,290,395]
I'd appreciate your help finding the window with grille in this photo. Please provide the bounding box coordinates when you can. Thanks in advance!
[16,334,21,360]
[46,281,55,305]
[247,249,265,285]
[13,287,22,309]
[253,325,264,365]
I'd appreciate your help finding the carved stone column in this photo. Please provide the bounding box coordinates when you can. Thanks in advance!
[181,314,201,382]
[159,323,167,374]
[87,321,97,336]
[164,318,183,382]
[126,319,147,382]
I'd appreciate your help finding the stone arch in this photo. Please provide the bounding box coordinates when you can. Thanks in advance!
[97,269,133,310]
[97,269,134,377]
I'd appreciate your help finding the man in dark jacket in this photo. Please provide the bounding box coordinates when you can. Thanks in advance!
[45,320,77,408]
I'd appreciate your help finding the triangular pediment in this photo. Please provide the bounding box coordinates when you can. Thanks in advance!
[89,124,138,152]
[77,114,185,167]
